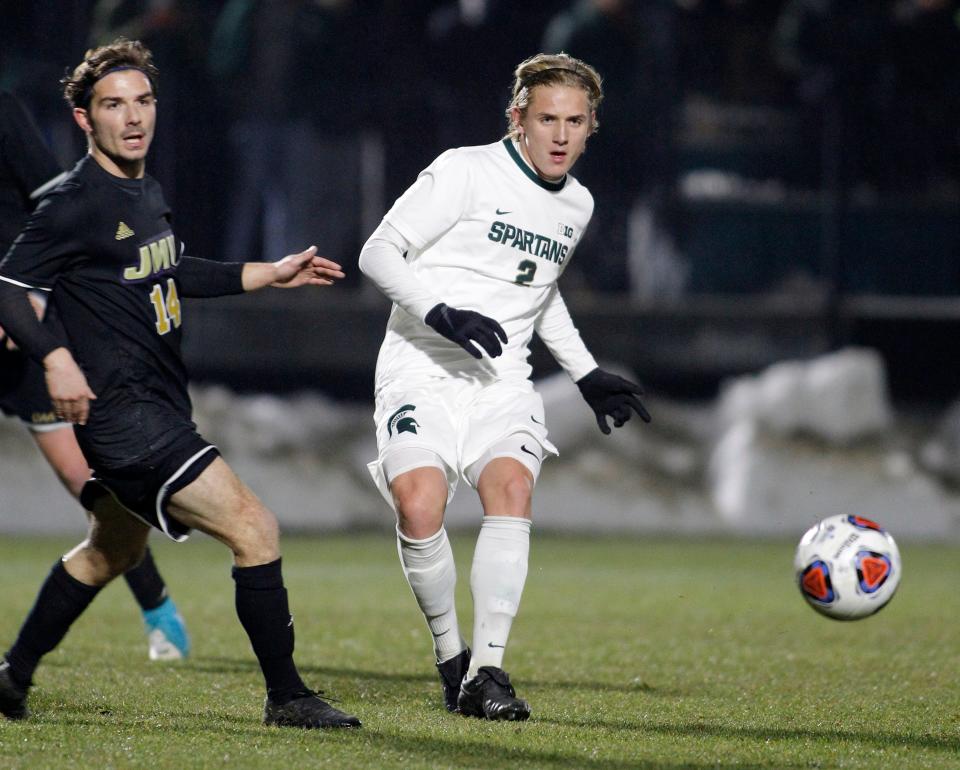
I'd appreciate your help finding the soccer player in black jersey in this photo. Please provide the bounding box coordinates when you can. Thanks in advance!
[0,88,192,662]
[0,40,360,728]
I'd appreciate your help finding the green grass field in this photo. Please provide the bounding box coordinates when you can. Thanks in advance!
[0,533,957,769]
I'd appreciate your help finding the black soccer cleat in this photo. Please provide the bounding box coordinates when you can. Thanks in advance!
[263,689,361,729]
[457,666,530,721]
[436,648,471,712]
[0,660,29,721]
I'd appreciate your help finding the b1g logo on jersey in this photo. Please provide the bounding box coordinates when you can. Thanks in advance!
[387,404,420,437]
[557,223,574,239]
[122,231,179,283]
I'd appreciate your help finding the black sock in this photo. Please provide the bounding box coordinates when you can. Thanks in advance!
[5,560,102,688]
[232,558,306,703]
[123,547,167,611]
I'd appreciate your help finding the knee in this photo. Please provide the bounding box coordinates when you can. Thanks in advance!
[228,501,279,563]
[490,472,533,518]
[393,486,445,540]
[505,472,533,508]
[118,547,147,575]
[86,542,146,582]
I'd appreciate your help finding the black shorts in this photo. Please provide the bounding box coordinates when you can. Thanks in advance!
[79,429,220,542]
[0,350,64,431]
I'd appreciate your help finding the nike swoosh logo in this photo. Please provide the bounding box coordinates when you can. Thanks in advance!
[487,642,505,648]
[530,415,544,426]
[496,208,512,215]
[520,444,541,466]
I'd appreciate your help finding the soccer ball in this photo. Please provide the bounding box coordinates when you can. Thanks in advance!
[794,514,901,620]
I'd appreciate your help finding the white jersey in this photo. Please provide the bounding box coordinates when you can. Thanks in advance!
[373,139,598,390]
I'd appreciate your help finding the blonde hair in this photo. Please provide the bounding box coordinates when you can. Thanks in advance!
[504,52,603,140]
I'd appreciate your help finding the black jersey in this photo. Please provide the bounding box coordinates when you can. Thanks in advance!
[0,155,193,467]
[0,91,64,254]
[0,90,65,401]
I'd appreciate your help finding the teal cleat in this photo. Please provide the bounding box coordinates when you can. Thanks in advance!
[142,597,190,660]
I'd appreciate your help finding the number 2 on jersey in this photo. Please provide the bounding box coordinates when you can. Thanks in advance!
[149,278,181,335]
[515,259,537,286]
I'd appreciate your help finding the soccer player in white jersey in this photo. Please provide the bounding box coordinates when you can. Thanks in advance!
[359,52,650,721]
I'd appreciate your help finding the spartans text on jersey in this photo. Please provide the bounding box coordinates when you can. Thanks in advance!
[487,221,569,265]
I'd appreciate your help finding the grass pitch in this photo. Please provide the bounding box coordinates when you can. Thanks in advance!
[0,532,957,769]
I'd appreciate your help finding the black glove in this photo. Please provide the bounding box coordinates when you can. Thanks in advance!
[425,303,508,359]
[576,367,651,434]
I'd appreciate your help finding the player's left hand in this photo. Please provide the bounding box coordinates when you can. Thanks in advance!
[576,367,651,434]
[43,347,97,425]
[270,246,346,288]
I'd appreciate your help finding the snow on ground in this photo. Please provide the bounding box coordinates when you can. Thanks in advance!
[2,348,959,541]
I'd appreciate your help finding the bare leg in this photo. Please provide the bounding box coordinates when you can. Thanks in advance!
[32,427,189,659]
[30,426,89,499]
[163,457,360,727]
[390,465,469,709]
[62,493,151,585]
[3,495,149,699]
[456,457,533,721]
[166,456,278,566]
[391,466,448,539]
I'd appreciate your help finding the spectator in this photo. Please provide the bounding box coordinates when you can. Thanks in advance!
[773,0,898,192]
[210,0,372,274]
[888,0,960,195]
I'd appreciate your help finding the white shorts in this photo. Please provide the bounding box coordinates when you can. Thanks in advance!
[367,377,558,511]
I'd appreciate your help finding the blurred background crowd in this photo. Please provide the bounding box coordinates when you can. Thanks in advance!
[2,0,960,399]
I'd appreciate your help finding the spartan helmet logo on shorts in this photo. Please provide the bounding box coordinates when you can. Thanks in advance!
[387,404,421,437]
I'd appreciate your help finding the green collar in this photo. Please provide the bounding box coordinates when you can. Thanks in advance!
[502,139,566,192]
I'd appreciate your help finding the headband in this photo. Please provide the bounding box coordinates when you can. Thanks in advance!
[79,65,153,107]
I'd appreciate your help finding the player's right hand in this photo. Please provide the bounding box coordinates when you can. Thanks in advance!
[424,302,508,359]
[43,347,97,425]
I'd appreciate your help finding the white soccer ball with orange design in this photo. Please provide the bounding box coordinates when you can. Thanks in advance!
[794,514,901,620]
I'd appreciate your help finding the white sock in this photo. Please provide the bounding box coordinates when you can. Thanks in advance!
[467,516,531,678]
[396,526,466,663]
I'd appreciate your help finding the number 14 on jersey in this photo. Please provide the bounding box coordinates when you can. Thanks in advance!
[149,278,181,335]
